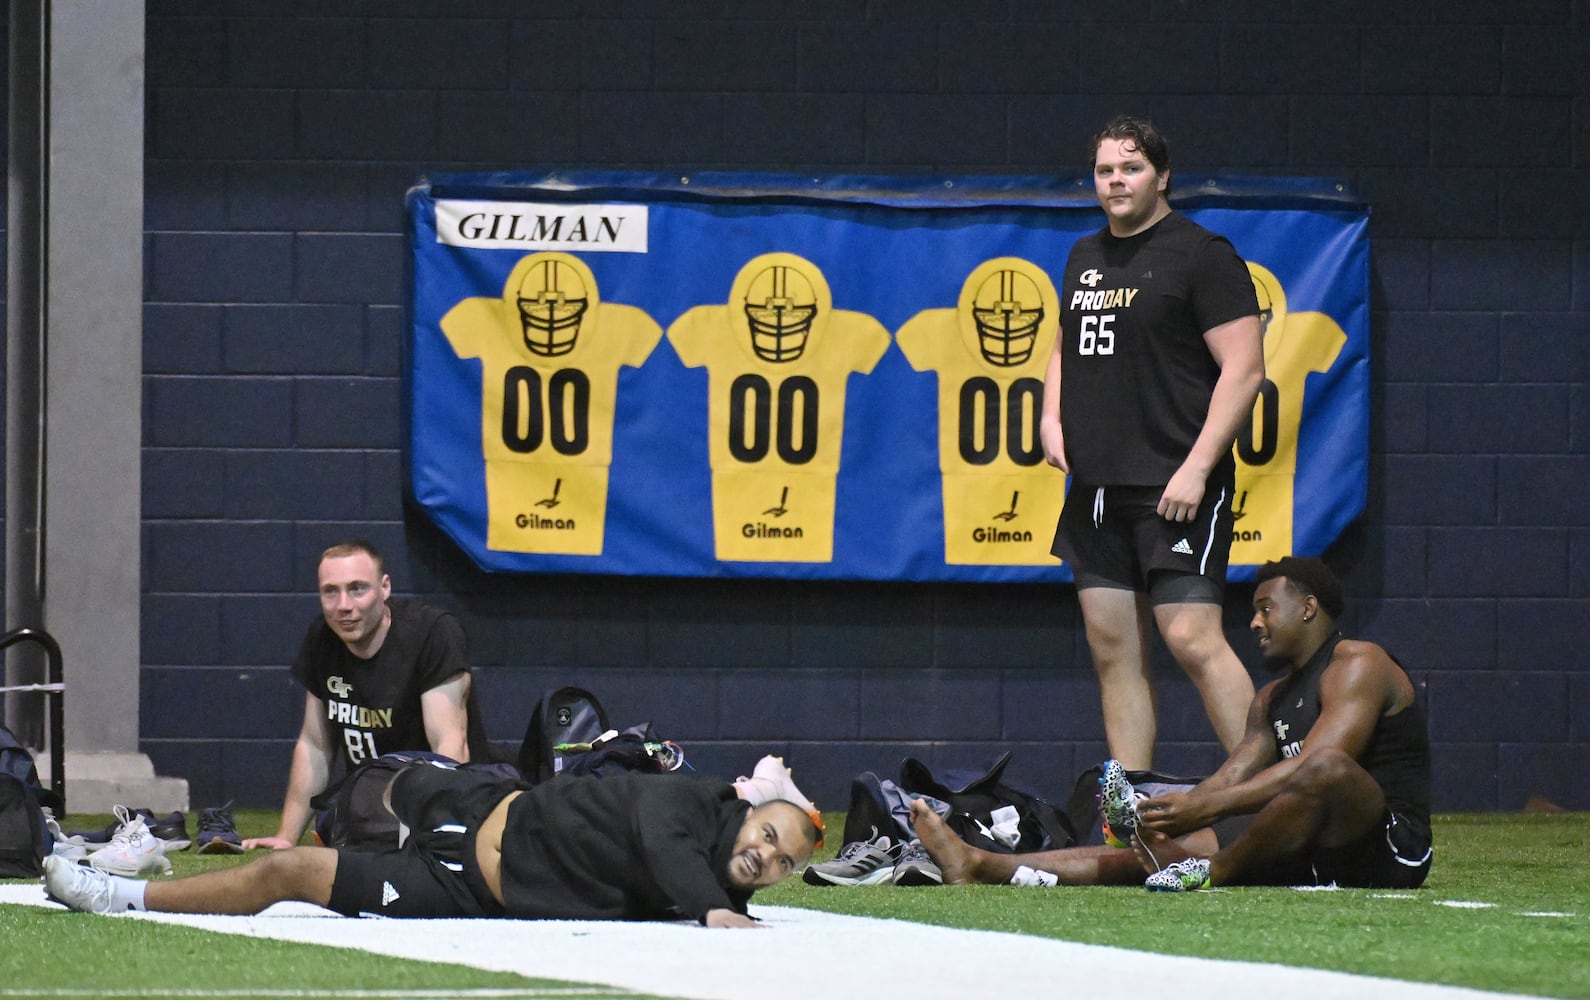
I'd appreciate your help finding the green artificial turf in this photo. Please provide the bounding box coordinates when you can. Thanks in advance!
[0,906,658,999]
[1,809,679,999]
[2,809,1585,999]
[761,810,1590,999]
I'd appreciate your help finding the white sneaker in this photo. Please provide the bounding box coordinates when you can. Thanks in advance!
[86,805,172,877]
[45,814,89,862]
[43,855,120,914]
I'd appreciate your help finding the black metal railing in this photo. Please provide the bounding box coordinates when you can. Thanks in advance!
[0,627,65,812]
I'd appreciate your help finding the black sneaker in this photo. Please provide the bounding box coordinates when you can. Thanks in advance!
[68,808,190,851]
[195,803,245,855]
[145,810,192,851]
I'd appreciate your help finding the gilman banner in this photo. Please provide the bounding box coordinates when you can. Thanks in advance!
[408,172,1368,582]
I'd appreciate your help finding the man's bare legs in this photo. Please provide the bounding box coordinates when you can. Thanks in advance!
[144,847,338,914]
[1078,587,1157,769]
[909,800,1214,886]
[910,800,1021,884]
[1134,750,1387,887]
[1132,827,1195,875]
[1153,601,1254,753]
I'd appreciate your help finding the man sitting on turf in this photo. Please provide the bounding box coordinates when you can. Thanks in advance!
[45,766,819,927]
[908,556,1432,892]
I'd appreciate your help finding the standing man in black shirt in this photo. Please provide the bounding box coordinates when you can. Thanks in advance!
[244,540,487,851]
[1042,115,1265,768]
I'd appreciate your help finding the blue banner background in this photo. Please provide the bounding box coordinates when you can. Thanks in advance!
[408,172,1368,582]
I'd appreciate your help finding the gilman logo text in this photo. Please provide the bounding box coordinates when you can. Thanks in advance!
[435,199,648,253]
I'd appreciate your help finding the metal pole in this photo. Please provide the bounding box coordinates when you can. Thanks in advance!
[5,0,49,748]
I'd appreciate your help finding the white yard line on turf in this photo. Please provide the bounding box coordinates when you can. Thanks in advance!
[0,993,608,999]
[0,885,1541,1000]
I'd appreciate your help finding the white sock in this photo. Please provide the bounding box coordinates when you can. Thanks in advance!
[1010,865,1059,887]
[109,876,148,912]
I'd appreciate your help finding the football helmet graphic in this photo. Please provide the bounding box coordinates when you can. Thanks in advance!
[515,253,592,357]
[956,257,1059,369]
[1247,261,1288,359]
[740,259,821,363]
[969,267,1046,366]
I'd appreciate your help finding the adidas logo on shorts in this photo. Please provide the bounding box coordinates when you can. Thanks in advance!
[381,881,401,906]
[1171,538,1194,555]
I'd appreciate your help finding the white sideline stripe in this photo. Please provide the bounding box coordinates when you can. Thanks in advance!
[0,993,614,999]
[0,885,1537,1000]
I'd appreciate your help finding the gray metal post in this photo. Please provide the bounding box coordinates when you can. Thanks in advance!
[5,0,49,746]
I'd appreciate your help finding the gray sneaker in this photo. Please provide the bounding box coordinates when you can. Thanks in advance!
[892,840,943,886]
[802,828,904,886]
[43,855,119,914]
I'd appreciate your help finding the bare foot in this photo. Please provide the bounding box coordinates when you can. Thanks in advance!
[909,800,979,884]
[1132,827,1192,874]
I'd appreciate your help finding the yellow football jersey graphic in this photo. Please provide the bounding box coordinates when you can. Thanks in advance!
[897,258,1067,565]
[1230,262,1347,564]
[441,251,661,555]
[667,252,890,563]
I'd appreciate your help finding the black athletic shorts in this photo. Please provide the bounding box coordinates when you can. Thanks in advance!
[326,763,519,918]
[1050,456,1237,603]
[1310,807,1433,889]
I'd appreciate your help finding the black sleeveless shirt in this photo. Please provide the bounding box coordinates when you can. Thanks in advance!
[1267,633,1432,825]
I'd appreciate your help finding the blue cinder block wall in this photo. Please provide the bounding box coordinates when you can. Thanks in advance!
[123,4,1590,813]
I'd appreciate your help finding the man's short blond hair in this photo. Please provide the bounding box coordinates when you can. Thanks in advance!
[320,538,385,578]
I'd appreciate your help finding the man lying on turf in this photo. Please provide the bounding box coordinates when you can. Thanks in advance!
[909,556,1432,892]
[45,765,819,927]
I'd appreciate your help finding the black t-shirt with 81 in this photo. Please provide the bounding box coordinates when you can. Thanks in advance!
[291,597,470,774]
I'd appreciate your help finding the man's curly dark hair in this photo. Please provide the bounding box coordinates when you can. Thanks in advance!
[1254,556,1345,619]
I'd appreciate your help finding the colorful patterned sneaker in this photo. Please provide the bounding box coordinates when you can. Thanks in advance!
[85,805,172,877]
[1145,857,1211,892]
[1098,760,1144,849]
[194,803,245,855]
[892,840,944,887]
[43,855,118,914]
[802,828,903,886]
